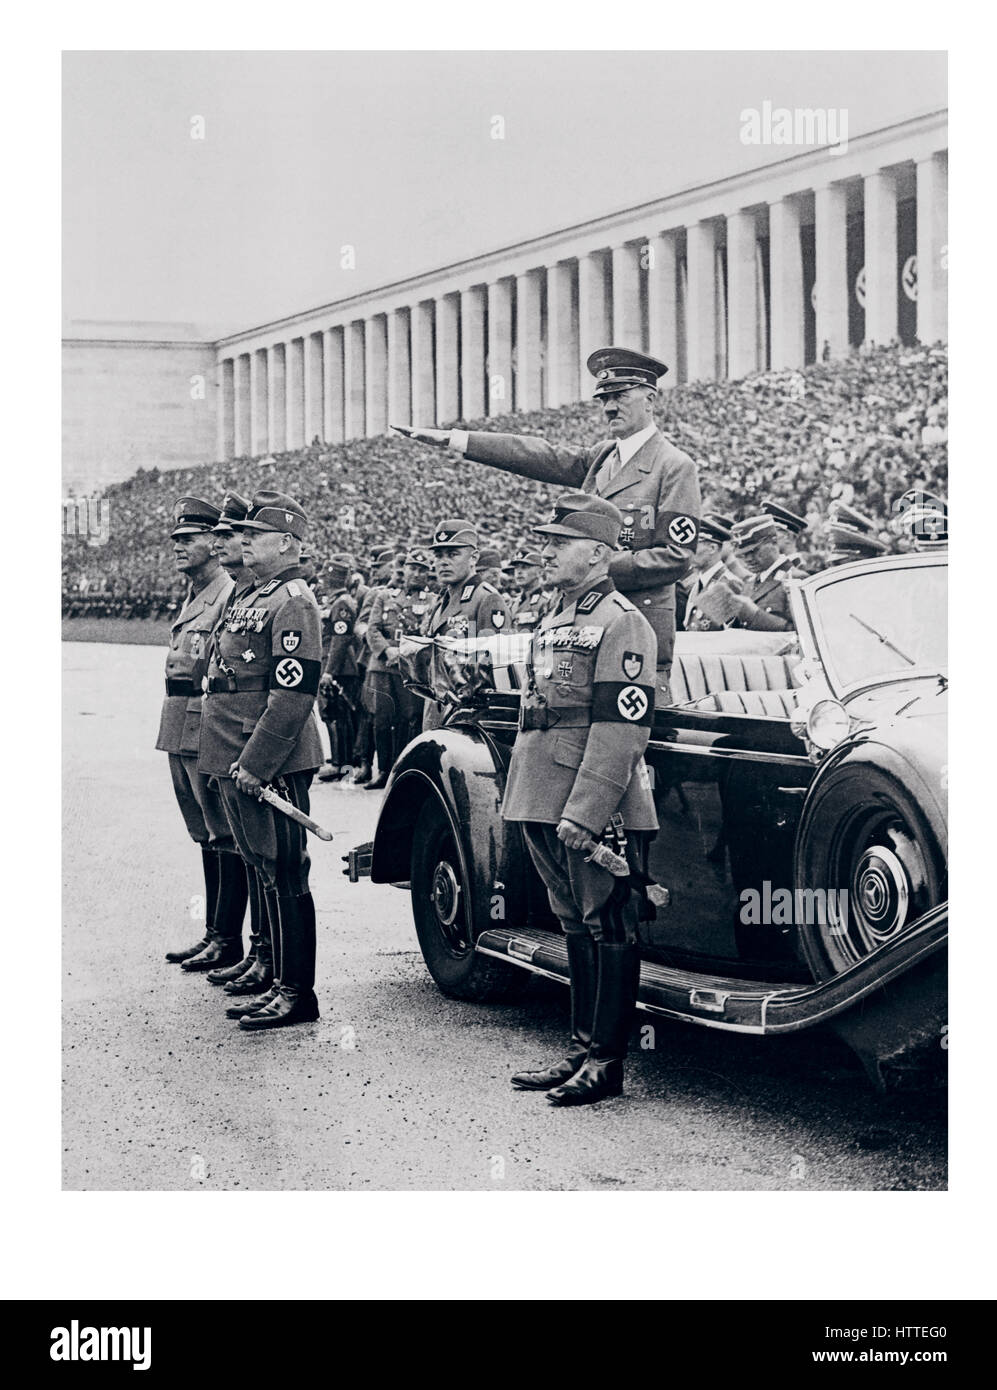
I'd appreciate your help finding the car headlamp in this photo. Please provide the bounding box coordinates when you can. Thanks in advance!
[806,698,852,751]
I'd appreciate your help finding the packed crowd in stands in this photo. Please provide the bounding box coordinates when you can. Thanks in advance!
[63,341,948,616]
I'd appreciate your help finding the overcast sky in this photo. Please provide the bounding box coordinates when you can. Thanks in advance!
[63,50,946,337]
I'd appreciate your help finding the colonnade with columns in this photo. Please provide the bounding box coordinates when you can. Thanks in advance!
[217,138,947,461]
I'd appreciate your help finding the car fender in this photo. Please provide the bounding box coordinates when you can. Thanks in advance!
[370,726,531,938]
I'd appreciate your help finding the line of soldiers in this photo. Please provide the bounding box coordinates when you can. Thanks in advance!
[158,489,323,1031]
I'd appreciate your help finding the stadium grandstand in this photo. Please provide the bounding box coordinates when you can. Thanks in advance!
[62,340,947,618]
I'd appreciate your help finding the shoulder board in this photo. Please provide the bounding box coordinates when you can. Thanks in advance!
[460,583,475,602]
[256,578,282,596]
[480,582,499,595]
[287,581,301,597]
[611,595,636,611]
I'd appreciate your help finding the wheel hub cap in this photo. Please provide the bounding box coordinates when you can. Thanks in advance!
[854,845,909,941]
[431,861,461,927]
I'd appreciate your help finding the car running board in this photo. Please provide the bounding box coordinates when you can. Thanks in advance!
[475,905,947,1036]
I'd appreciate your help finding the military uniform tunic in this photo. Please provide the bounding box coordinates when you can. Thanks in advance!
[731,559,795,632]
[421,578,513,731]
[503,575,659,943]
[453,427,701,683]
[155,566,234,848]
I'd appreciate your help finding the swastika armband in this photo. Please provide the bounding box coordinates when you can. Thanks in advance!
[661,512,700,547]
[591,681,655,725]
[269,656,321,694]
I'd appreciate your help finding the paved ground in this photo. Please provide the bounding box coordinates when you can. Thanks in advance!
[63,641,947,1191]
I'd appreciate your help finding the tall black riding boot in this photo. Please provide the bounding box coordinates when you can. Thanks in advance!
[226,884,280,1018]
[511,935,597,1090]
[182,851,247,971]
[239,892,319,1030]
[224,867,275,994]
[547,943,641,1107]
[165,846,219,962]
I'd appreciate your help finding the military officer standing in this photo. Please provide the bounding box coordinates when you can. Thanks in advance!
[677,514,744,631]
[317,555,360,782]
[421,519,512,730]
[397,346,701,696]
[503,492,658,1107]
[364,547,434,788]
[727,515,796,631]
[351,547,397,784]
[158,497,248,972]
[200,492,279,999]
[508,548,554,633]
[198,491,325,1031]
[826,503,890,565]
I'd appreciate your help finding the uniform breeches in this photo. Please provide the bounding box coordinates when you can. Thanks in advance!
[168,752,235,851]
[217,770,313,894]
[521,822,644,945]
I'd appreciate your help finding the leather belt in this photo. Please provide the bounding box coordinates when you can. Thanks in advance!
[165,677,195,697]
[518,705,589,732]
[204,674,269,694]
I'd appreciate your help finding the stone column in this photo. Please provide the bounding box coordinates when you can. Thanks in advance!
[612,242,642,346]
[322,327,345,444]
[864,169,899,346]
[387,307,412,428]
[250,348,268,455]
[545,261,578,407]
[646,231,679,387]
[726,209,760,379]
[343,322,365,440]
[916,152,948,344]
[814,181,849,358]
[685,220,718,381]
[365,314,388,436]
[410,301,436,424]
[577,250,610,386]
[487,278,514,415]
[285,338,305,450]
[435,294,460,423]
[303,332,324,444]
[515,270,543,411]
[769,196,805,370]
[267,344,286,453]
[233,354,251,456]
[218,357,235,460]
[460,286,486,420]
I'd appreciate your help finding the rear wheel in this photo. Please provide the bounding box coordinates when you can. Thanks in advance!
[796,765,945,982]
[410,799,527,1002]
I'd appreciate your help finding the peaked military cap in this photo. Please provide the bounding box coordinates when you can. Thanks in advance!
[231,490,308,540]
[827,523,889,561]
[732,514,781,550]
[699,514,733,544]
[170,496,221,538]
[587,346,669,397]
[213,490,251,533]
[534,490,623,546]
[477,547,503,569]
[510,548,544,567]
[762,500,808,535]
[406,547,432,569]
[326,560,351,587]
[828,502,878,535]
[430,518,478,549]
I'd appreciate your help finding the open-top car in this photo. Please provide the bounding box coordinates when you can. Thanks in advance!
[346,551,947,1089]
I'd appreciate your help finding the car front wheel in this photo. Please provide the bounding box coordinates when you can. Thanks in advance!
[409,798,527,1002]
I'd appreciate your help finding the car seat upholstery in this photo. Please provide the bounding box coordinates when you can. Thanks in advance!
[670,652,802,704]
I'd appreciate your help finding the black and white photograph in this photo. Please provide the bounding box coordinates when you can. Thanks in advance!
[60,48,949,1198]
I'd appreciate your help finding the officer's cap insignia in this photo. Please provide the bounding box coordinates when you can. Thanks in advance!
[285,512,294,523]
[622,651,644,680]
[281,630,302,653]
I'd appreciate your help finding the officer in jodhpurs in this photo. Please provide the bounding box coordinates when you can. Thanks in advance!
[198,491,325,1031]
[158,497,248,972]
[200,491,279,1000]
[504,492,658,1106]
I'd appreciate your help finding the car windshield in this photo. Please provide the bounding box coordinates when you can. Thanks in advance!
[807,562,947,693]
